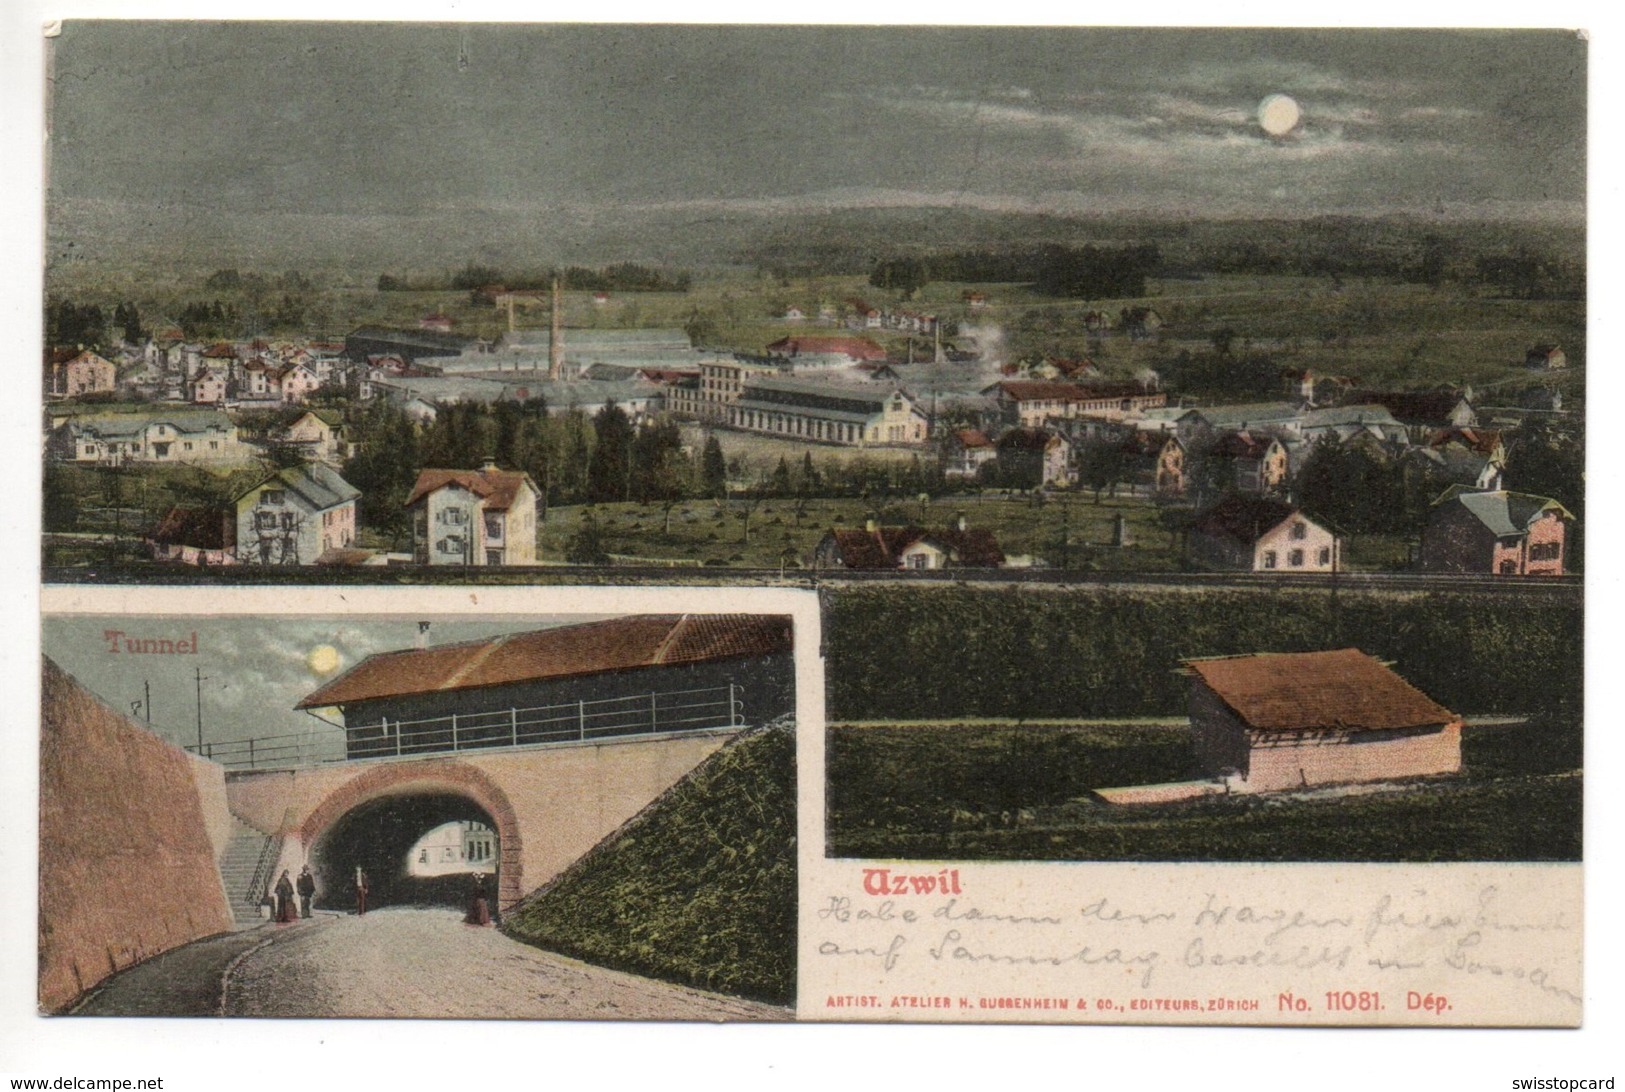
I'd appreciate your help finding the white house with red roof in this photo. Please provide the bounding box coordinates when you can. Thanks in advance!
[407,460,540,566]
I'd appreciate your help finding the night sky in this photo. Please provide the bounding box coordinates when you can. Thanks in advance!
[47,23,1586,222]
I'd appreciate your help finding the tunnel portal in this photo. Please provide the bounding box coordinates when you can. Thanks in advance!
[309,791,500,913]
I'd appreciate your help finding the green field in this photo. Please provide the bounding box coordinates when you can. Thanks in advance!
[535,493,1188,570]
[826,720,1581,863]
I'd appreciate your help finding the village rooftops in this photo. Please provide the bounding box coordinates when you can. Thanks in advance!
[1182,649,1456,734]
[406,465,535,512]
[63,409,235,437]
[984,379,1159,401]
[1435,488,1573,537]
[296,614,792,708]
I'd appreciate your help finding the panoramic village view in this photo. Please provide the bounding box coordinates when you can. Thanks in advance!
[37,24,1584,1022]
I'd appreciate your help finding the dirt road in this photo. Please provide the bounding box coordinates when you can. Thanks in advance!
[222,907,785,1021]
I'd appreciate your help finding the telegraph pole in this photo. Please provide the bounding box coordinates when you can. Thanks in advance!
[194,666,210,754]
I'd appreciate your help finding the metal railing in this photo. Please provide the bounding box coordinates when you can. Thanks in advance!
[191,732,344,770]
[343,683,745,760]
[191,684,746,770]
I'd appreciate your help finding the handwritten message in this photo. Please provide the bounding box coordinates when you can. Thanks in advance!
[802,865,1581,1025]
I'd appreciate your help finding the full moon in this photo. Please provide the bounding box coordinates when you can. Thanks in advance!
[306,645,340,676]
[1258,93,1302,137]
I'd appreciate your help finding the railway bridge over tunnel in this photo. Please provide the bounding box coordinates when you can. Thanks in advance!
[225,726,743,913]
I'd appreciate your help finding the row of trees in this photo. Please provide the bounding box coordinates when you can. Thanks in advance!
[867,244,1162,301]
[377,262,694,295]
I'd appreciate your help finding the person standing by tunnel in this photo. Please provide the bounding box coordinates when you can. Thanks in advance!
[355,866,369,916]
[296,865,316,919]
[464,872,490,926]
[273,870,297,924]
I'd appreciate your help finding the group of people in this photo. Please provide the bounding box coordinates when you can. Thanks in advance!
[269,866,489,925]
[271,865,318,924]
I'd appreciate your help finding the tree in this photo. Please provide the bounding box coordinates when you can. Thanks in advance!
[564,511,612,565]
[770,456,793,498]
[586,401,634,503]
[682,308,721,348]
[701,434,727,501]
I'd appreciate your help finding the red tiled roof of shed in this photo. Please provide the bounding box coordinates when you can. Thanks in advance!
[297,614,792,708]
[1184,649,1456,733]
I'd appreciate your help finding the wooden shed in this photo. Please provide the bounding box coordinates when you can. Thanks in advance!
[1182,649,1461,792]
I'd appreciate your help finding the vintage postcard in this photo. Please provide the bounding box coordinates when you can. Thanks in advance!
[22,14,1593,1060]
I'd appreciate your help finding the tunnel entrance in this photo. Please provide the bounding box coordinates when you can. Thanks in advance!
[309,791,501,915]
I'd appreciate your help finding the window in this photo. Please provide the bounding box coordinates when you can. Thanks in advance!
[1499,559,1519,575]
[263,490,285,505]
[1289,549,1304,567]
[906,552,929,570]
[485,549,504,566]
[1318,547,1332,566]
[1290,522,1307,540]
[1262,551,1277,569]
[256,512,278,531]
[1530,542,1562,561]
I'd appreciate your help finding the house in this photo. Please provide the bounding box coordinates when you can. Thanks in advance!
[813,517,1005,571]
[1175,403,1302,450]
[780,306,805,323]
[1120,306,1163,339]
[191,368,228,405]
[278,409,349,463]
[728,379,928,446]
[1289,404,1410,448]
[764,336,888,365]
[1347,389,1476,440]
[985,380,1169,428]
[1420,489,1573,576]
[295,614,795,760]
[407,460,540,566]
[146,506,236,566]
[1207,430,1289,495]
[1404,443,1504,493]
[1181,649,1462,792]
[994,427,1073,488]
[1526,344,1567,370]
[273,363,322,404]
[49,410,246,465]
[1188,495,1341,573]
[844,298,883,328]
[963,291,987,310]
[944,428,997,479]
[1118,431,1186,497]
[591,291,611,306]
[235,463,361,565]
[46,349,117,398]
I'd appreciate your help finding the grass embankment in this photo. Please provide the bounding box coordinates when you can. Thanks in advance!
[826,719,1581,863]
[502,722,796,1006]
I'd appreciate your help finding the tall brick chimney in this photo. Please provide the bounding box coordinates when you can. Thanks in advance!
[548,276,563,381]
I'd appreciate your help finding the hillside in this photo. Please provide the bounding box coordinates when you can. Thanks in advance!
[502,720,796,1007]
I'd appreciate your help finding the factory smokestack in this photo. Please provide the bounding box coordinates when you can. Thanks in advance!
[549,276,563,381]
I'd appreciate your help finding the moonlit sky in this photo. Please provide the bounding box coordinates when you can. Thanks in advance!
[41,614,607,750]
[46,23,1585,222]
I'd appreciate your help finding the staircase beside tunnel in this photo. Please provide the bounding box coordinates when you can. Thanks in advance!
[219,816,279,926]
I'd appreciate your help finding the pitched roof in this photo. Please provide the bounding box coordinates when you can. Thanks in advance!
[1346,390,1469,423]
[296,614,792,708]
[1192,494,1304,545]
[1210,430,1275,460]
[1438,489,1572,537]
[405,466,535,511]
[1183,648,1456,733]
[765,336,888,361]
[823,525,1005,569]
[241,462,360,511]
[954,428,993,450]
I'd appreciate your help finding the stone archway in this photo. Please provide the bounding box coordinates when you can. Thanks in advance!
[298,760,523,909]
